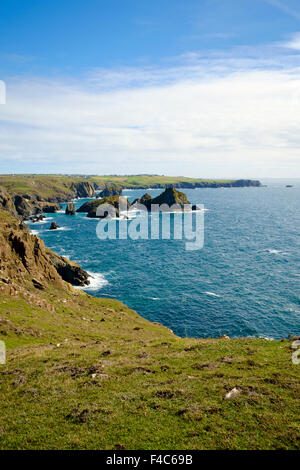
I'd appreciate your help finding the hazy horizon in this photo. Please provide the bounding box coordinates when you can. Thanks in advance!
[1,1,300,178]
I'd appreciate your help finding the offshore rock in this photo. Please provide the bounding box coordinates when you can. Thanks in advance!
[77,196,130,218]
[49,222,60,230]
[130,187,191,212]
[65,202,76,215]
[131,193,152,210]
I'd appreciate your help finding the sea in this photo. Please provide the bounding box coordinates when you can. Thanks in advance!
[27,179,300,340]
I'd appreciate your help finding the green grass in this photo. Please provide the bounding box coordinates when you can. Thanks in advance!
[90,175,239,188]
[0,174,259,200]
[0,287,299,450]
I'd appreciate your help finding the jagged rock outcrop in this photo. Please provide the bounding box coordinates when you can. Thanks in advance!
[71,181,96,198]
[100,183,122,198]
[76,200,95,213]
[130,187,191,212]
[14,195,37,218]
[65,202,76,215]
[77,196,130,218]
[1,190,60,219]
[151,187,190,207]
[0,209,90,288]
[0,186,18,217]
[49,222,60,230]
[38,202,61,213]
[46,251,90,286]
[131,193,152,210]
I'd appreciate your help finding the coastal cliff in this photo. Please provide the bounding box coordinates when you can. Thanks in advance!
[0,179,298,451]
[0,208,298,450]
[0,209,89,288]
[0,174,262,203]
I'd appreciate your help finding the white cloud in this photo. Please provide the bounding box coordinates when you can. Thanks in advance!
[1,42,300,177]
[282,32,300,51]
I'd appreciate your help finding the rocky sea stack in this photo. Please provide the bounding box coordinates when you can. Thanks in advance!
[77,196,130,218]
[130,187,191,211]
[65,202,76,215]
[49,221,60,230]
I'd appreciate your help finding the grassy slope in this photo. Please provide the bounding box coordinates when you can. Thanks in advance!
[0,209,298,450]
[0,174,243,199]
[0,290,299,449]
[0,174,78,199]
[89,175,237,188]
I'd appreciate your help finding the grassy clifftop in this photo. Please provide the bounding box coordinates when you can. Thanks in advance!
[0,174,261,201]
[0,209,298,450]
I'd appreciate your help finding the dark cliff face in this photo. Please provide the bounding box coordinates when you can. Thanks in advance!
[13,195,37,218]
[46,250,90,286]
[13,197,60,219]
[0,208,90,288]
[100,184,122,198]
[71,181,96,198]
[0,187,18,218]
[0,187,61,219]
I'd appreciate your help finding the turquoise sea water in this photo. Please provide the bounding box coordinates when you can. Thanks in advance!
[28,180,300,339]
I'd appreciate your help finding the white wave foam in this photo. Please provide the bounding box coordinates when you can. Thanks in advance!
[82,271,109,291]
[30,229,40,235]
[267,249,286,255]
[205,292,221,298]
[30,217,54,225]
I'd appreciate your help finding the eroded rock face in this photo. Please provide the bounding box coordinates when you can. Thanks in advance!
[0,209,90,288]
[38,202,61,213]
[77,196,130,218]
[47,251,90,286]
[151,187,190,207]
[65,202,76,215]
[14,195,36,218]
[100,184,122,198]
[0,187,18,217]
[71,182,96,198]
[130,188,190,211]
[1,190,60,219]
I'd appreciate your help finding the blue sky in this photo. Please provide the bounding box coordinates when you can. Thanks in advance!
[1,0,300,177]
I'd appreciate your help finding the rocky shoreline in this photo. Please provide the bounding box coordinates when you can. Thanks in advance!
[0,176,262,287]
